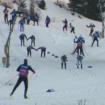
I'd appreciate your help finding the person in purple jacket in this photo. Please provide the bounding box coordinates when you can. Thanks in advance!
[37,46,46,57]
[10,59,35,99]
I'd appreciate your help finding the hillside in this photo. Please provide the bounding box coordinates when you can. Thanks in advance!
[0,0,105,105]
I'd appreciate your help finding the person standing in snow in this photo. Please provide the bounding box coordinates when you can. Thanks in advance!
[27,45,37,57]
[77,55,83,69]
[26,15,31,25]
[3,7,9,23]
[61,55,67,69]
[36,46,46,57]
[10,59,35,99]
[72,38,84,56]
[10,9,16,21]
[19,33,27,46]
[27,35,35,46]
[91,31,100,47]
[8,19,13,30]
[18,18,25,32]
[45,15,50,27]
[62,19,68,31]
[33,13,39,26]
[86,23,95,36]
[69,23,75,34]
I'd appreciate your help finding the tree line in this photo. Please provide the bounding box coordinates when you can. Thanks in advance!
[68,0,105,21]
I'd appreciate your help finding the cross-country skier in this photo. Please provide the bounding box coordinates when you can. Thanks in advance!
[3,7,9,23]
[69,23,75,34]
[19,33,27,46]
[27,35,35,46]
[62,19,68,31]
[26,15,31,25]
[18,18,25,32]
[10,9,16,21]
[77,55,83,69]
[36,46,46,57]
[8,19,13,30]
[10,59,35,99]
[27,45,37,57]
[45,15,50,27]
[86,23,95,36]
[33,13,39,26]
[91,31,100,47]
[61,55,67,69]
[72,38,84,56]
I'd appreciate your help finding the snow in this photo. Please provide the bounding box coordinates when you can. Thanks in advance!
[0,0,105,105]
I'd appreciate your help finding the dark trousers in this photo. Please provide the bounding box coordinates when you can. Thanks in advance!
[27,20,30,25]
[90,30,94,36]
[63,25,67,31]
[41,50,46,57]
[46,22,50,27]
[31,40,35,46]
[61,62,66,69]
[11,76,28,97]
[71,27,75,34]
[91,37,98,46]
[21,39,25,46]
[27,49,31,56]
[73,46,84,56]
[4,14,8,23]
[34,20,38,26]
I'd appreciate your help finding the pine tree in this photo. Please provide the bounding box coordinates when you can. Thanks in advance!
[68,0,105,21]
[29,0,35,21]
[38,0,46,10]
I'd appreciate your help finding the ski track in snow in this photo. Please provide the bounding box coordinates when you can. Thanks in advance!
[0,0,105,105]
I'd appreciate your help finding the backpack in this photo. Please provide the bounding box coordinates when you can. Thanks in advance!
[62,56,67,62]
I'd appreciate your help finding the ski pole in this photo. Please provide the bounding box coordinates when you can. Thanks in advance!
[28,73,34,81]
[5,73,19,85]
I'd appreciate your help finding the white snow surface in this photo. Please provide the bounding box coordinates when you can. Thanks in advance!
[0,0,105,105]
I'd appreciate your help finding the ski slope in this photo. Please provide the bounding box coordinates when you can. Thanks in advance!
[0,0,105,105]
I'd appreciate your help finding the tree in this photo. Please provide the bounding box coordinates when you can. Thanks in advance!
[29,0,35,21]
[68,0,105,21]
[38,0,46,10]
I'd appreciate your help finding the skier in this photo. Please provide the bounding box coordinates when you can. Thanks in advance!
[23,13,27,23]
[10,59,35,99]
[36,46,46,57]
[72,38,84,56]
[10,9,16,21]
[77,55,83,69]
[91,31,100,47]
[62,19,68,31]
[45,15,50,27]
[19,33,27,46]
[77,35,85,43]
[27,35,35,46]
[33,13,39,26]
[8,19,13,30]
[26,15,31,25]
[69,23,75,34]
[61,55,67,69]
[27,45,37,57]
[86,23,95,36]
[3,7,9,23]
[18,18,25,32]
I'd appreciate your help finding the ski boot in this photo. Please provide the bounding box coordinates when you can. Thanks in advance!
[10,93,13,98]
[24,95,28,99]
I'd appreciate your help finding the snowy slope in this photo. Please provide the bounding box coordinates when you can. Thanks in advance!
[0,0,105,105]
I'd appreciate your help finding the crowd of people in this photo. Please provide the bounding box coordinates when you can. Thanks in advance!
[2,6,102,98]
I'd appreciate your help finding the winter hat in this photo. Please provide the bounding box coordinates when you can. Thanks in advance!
[24,59,28,65]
